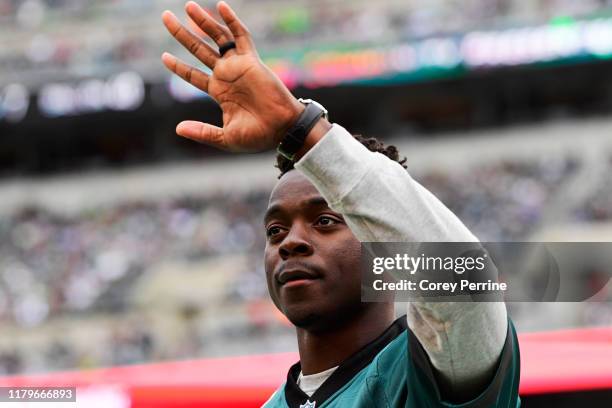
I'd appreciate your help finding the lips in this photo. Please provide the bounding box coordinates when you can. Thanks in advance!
[276,263,320,285]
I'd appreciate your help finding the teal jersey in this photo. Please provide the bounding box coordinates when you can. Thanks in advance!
[263,316,520,408]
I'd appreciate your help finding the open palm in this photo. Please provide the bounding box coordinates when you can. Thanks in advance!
[161,1,302,152]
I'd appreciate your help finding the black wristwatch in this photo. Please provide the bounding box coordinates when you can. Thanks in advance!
[277,98,328,161]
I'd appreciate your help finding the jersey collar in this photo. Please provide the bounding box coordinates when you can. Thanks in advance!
[284,315,408,408]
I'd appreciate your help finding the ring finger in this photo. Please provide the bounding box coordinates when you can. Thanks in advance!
[185,2,236,55]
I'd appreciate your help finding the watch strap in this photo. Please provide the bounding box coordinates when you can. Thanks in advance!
[277,101,326,161]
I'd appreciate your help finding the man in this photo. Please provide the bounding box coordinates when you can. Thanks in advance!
[161,2,520,407]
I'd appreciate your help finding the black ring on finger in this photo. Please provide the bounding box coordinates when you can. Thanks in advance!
[218,41,236,57]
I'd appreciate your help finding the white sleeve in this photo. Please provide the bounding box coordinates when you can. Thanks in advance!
[294,124,508,395]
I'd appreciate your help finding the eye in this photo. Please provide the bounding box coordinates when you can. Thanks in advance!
[316,215,340,226]
[266,225,284,237]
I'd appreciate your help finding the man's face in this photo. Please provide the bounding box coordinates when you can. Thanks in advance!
[263,170,364,332]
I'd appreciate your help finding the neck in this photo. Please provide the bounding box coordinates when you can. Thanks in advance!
[296,304,395,375]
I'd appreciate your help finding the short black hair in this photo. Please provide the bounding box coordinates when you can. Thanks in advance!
[275,134,407,178]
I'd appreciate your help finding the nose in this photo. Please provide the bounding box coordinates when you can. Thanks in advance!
[278,223,314,259]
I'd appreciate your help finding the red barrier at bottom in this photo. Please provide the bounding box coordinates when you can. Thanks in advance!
[0,328,610,407]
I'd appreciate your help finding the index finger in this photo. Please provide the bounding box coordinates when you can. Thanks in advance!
[162,10,219,69]
[217,1,255,53]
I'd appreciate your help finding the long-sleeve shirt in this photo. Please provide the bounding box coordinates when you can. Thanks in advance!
[294,124,508,398]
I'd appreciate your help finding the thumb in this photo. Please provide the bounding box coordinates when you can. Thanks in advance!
[176,121,227,149]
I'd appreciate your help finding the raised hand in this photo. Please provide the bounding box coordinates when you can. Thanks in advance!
[161,1,304,152]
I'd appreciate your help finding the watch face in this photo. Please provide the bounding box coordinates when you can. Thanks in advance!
[298,98,329,119]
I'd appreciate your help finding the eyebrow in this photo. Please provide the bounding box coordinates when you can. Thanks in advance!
[263,196,329,224]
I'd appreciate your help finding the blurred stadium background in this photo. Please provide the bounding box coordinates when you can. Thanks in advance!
[0,0,612,406]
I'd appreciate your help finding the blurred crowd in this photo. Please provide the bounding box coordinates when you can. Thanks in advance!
[3,0,610,35]
[417,156,579,240]
[2,150,611,374]
[0,191,270,326]
[2,0,612,86]
[575,156,612,222]
[0,316,175,375]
